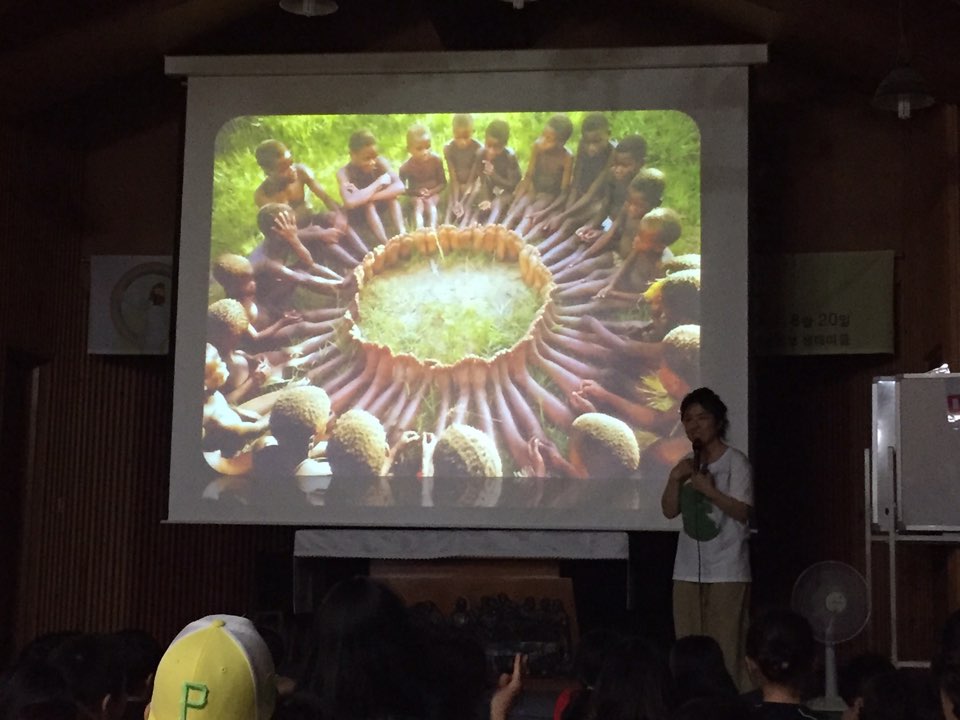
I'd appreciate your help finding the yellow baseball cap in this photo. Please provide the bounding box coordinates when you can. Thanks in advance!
[148,615,275,720]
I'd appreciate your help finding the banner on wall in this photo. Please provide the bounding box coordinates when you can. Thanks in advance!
[755,251,894,356]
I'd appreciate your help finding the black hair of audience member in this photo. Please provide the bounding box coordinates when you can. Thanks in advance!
[414,623,488,720]
[561,629,620,720]
[670,696,750,720]
[111,630,161,700]
[588,636,676,720]
[254,625,286,673]
[0,661,77,720]
[15,634,83,668]
[744,609,815,695]
[668,635,737,705]
[274,692,322,720]
[934,610,960,720]
[837,653,895,711]
[48,634,126,720]
[859,670,916,720]
[298,577,426,720]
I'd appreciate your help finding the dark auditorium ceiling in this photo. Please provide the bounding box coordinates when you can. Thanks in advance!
[1,0,959,122]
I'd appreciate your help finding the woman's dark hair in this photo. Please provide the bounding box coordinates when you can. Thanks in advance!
[837,653,895,706]
[934,610,960,720]
[745,609,815,691]
[668,635,737,705]
[670,696,750,720]
[679,388,729,440]
[588,636,676,720]
[298,577,424,720]
[562,630,620,720]
[860,670,916,720]
[0,662,76,720]
[48,634,126,715]
[111,629,161,697]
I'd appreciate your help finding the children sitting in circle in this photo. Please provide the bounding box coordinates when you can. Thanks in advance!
[201,111,701,509]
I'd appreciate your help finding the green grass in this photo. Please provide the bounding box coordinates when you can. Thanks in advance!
[355,251,542,364]
[210,110,701,261]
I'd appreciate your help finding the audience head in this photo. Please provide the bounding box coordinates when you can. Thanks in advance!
[935,610,960,720]
[112,629,162,701]
[0,661,76,720]
[48,634,127,720]
[573,629,619,689]
[301,577,424,720]
[559,629,619,720]
[668,635,737,705]
[147,615,275,720]
[671,696,749,720]
[745,609,815,696]
[838,653,895,720]
[590,636,676,720]
[858,670,917,720]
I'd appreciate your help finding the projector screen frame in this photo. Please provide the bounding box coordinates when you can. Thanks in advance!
[167,46,764,527]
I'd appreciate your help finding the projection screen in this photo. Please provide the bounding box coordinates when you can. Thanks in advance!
[166,47,763,527]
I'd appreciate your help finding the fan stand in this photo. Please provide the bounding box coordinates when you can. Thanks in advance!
[807,642,846,713]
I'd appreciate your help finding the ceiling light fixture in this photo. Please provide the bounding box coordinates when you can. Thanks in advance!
[279,0,338,17]
[872,0,934,119]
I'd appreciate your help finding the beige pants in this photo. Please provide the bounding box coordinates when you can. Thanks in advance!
[673,580,751,691]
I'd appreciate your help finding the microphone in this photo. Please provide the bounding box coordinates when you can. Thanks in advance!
[691,439,703,473]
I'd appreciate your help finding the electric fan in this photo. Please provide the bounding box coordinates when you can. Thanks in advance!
[791,561,871,712]
[279,0,339,16]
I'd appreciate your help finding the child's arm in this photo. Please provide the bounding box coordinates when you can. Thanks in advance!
[578,379,672,431]
[253,181,270,208]
[582,211,623,255]
[566,150,584,209]
[369,161,405,201]
[421,158,447,197]
[225,358,271,405]
[299,164,341,212]
[514,143,540,198]
[460,148,481,203]
[531,155,574,219]
[274,211,321,267]
[399,159,416,195]
[337,167,388,209]
[443,144,461,201]
[544,162,605,232]
[486,154,521,193]
[593,250,640,300]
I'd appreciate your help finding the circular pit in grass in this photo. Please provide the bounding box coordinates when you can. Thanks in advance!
[350,225,555,368]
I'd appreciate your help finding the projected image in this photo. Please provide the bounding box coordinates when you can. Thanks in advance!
[203,111,700,511]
